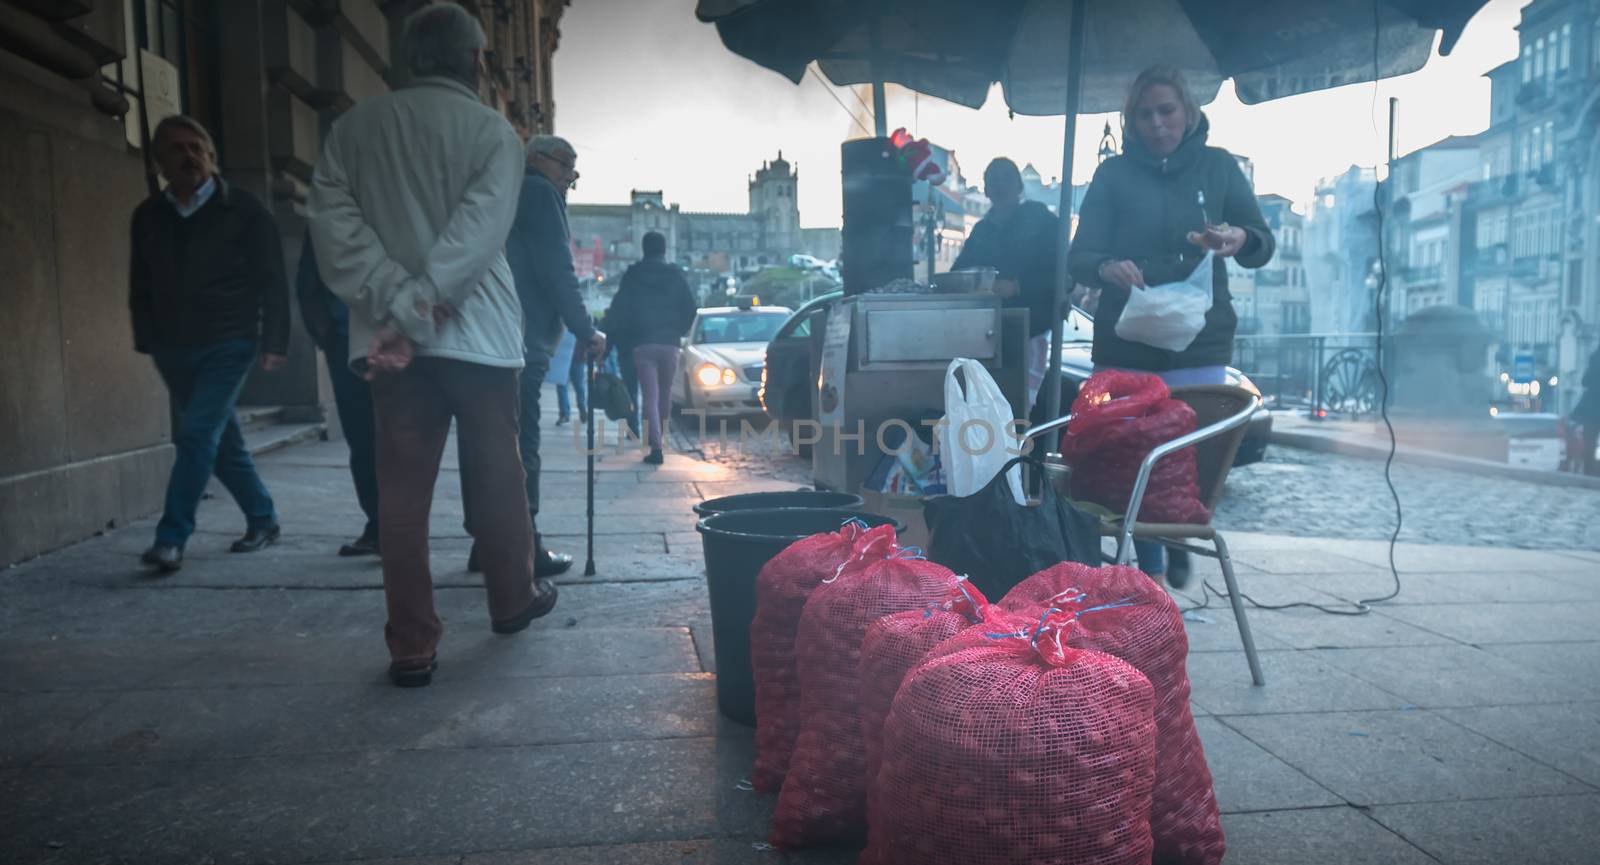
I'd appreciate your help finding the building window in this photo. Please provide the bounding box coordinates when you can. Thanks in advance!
[1534,34,1546,79]
[1522,44,1533,82]
[1559,22,1571,72]
[1542,119,1555,166]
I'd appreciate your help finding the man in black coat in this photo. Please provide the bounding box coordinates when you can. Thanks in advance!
[952,157,1060,418]
[468,134,604,576]
[129,115,289,572]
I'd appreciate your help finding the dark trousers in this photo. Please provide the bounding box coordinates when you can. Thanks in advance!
[519,349,551,523]
[325,334,379,542]
[371,358,534,663]
[151,339,277,547]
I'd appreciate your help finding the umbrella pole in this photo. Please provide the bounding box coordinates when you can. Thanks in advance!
[1045,0,1088,424]
[870,14,888,137]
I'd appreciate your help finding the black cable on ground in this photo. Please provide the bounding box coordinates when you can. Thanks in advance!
[1179,0,1405,618]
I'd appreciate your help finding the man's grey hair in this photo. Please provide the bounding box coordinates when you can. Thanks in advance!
[400,3,485,87]
[151,114,217,160]
[527,134,575,160]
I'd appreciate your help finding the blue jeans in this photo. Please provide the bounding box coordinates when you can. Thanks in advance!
[556,357,588,419]
[151,340,277,547]
[1094,364,1227,576]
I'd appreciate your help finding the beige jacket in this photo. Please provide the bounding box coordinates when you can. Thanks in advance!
[309,76,525,369]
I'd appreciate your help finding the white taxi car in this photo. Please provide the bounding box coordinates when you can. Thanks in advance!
[672,299,792,417]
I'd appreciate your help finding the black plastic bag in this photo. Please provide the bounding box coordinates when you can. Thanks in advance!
[923,456,1102,600]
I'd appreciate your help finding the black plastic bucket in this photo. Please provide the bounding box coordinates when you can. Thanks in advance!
[692,490,864,519]
[695,507,904,726]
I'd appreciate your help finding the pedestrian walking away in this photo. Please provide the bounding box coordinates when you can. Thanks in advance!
[605,230,698,464]
[308,4,556,687]
[129,114,288,573]
[1570,344,1600,476]
[295,233,380,557]
[473,132,606,577]
[1068,64,1275,588]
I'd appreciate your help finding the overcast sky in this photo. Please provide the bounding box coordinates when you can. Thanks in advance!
[552,0,1530,227]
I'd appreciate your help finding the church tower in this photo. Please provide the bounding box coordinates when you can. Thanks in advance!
[748,151,800,259]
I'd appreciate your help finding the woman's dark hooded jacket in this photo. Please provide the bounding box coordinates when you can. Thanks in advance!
[1068,114,1274,370]
[605,256,698,349]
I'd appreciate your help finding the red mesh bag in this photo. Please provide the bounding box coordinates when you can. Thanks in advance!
[1060,370,1210,525]
[750,521,897,793]
[861,608,1157,865]
[858,578,993,822]
[770,548,958,848]
[1000,562,1225,865]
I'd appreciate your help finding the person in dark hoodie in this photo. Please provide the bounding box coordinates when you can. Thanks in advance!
[952,157,1060,418]
[1068,64,1275,587]
[605,231,698,464]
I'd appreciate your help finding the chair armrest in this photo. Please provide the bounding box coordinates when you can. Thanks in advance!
[1021,413,1074,450]
[1121,394,1260,530]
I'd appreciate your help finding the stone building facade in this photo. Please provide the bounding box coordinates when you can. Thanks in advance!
[0,0,566,564]
[566,152,833,296]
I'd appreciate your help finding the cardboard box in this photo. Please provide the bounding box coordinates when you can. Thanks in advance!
[858,489,931,550]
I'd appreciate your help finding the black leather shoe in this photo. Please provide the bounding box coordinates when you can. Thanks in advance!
[388,655,437,688]
[140,544,183,573]
[339,535,380,557]
[1165,549,1192,590]
[491,579,559,635]
[643,448,665,465]
[534,547,573,578]
[230,525,281,553]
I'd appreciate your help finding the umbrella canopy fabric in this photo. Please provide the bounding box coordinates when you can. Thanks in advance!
[696,0,1491,115]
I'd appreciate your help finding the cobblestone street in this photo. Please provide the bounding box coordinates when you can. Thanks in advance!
[678,418,1600,551]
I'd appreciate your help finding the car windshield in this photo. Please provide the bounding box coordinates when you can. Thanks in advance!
[1064,306,1094,342]
[695,313,788,344]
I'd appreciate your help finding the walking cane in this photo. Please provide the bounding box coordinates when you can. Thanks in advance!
[583,348,597,578]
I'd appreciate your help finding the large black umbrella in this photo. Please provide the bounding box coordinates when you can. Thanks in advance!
[696,0,1492,419]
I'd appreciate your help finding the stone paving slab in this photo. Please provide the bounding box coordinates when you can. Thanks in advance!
[1315,644,1600,707]
[1368,794,1600,865]
[1378,601,1600,645]
[1483,640,1600,687]
[1439,703,1600,787]
[1193,717,1341,812]
[0,691,117,768]
[1222,710,1591,806]
[1218,806,1437,865]
[0,736,770,865]
[37,672,717,767]
[1222,605,1457,650]
[1187,650,1406,715]
[464,839,857,864]
[1293,569,1600,606]
[1173,608,1296,653]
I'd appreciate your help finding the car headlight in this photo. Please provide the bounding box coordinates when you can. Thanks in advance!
[721,367,736,385]
[695,364,722,387]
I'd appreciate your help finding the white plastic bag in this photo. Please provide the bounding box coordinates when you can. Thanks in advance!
[938,358,1025,505]
[1114,251,1214,352]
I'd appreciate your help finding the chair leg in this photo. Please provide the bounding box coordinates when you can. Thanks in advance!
[1213,533,1266,687]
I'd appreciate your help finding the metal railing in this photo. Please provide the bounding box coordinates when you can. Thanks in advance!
[1232,332,1382,418]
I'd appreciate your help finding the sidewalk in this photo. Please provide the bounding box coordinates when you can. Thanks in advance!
[3,399,1597,864]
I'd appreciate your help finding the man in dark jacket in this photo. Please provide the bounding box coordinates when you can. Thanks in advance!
[295,234,378,557]
[952,157,1060,417]
[1571,345,1600,476]
[473,134,605,576]
[605,231,699,463]
[130,115,289,572]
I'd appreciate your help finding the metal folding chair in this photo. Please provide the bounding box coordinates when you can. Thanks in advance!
[1024,385,1266,686]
